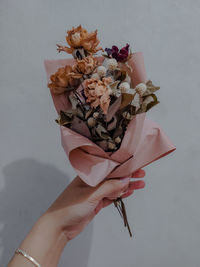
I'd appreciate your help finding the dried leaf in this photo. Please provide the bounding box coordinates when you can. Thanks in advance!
[85,109,93,119]
[113,126,123,139]
[122,112,133,120]
[114,70,127,82]
[95,124,110,140]
[107,116,117,131]
[141,94,159,112]
[96,140,108,150]
[129,105,137,116]
[143,80,160,96]
[120,93,135,109]
[131,93,141,108]
[71,117,91,138]
[106,96,121,122]
[76,107,85,119]
[108,81,121,97]
[56,110,73,126]
[68,94,79,110]
[109,81,120,91]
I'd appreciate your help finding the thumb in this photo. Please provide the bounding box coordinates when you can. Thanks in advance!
[90,178,130,203]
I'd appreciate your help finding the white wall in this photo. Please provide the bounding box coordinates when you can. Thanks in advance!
[0,0,200,266]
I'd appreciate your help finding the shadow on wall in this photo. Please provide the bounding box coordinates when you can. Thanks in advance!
[0,158,93,267]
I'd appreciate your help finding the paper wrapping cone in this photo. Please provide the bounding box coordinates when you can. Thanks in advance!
[44,53,176,186]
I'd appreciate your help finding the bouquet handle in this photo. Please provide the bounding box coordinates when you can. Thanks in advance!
[114,198,133,237]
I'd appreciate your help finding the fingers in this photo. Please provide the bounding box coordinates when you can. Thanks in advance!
[120,189,134,199]
[94,180,146,214]
[90,177,130,203]
[129,180,145,190]
[120,180,145,199]
[132,169,146,178]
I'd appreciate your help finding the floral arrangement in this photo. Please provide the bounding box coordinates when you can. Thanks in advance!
[48,25,160,152]
[45,25,175,236]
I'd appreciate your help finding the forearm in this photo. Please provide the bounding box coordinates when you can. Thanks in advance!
[8,214,68,267]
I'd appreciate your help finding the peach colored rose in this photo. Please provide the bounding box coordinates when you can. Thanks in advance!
[73,55,98,75]
[48,65,82,94]
[84,77,112,114]
[57,25,103,55]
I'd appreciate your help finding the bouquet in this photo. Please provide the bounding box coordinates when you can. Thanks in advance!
[44,25,175,236]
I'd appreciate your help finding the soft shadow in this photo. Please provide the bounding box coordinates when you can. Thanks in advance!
[0,158,93,267]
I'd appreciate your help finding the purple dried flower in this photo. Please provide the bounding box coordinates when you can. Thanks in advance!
[105,48,112,56]
[111,46,119,53]
[105,44,130,62]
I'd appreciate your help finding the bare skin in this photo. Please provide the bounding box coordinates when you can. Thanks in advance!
[8,169,145,267]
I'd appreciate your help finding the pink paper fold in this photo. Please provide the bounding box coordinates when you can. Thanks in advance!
[44,53,176,186]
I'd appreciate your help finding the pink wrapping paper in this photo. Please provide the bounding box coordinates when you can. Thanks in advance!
[44,53,176,186]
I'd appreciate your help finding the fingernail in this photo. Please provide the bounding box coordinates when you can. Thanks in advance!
[120,177,130,185]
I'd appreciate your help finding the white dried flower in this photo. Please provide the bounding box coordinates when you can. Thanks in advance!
[91,73,100,79]
[119,82,130,93]
[124,88,136,95]
[135,83,147,96]
[107,58,118,71]
[97,66,107,77]
[108,141,116,150]
[93,112,99,119]
[87,117,96,127]
[115,136,121,144]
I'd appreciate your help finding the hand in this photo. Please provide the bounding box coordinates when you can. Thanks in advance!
[8,170,145,267]
[46,169,146,241]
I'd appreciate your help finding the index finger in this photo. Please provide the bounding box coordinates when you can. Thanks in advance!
[131,169,146,178]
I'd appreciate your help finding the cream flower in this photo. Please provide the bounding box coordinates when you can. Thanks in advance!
[84,77,112,114]
[72,55,98,75]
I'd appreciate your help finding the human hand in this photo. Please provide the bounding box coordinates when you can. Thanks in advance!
[8,170,145,267]
[46,169,146,241]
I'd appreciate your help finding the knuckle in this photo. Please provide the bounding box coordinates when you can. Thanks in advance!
[108,180,123,193]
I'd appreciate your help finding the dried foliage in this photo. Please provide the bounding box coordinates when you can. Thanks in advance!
[51,25,160,152]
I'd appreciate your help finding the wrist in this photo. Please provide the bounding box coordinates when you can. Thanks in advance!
[19,214,68,267]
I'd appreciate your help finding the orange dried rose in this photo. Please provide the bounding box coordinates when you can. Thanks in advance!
[57,25,103,55]
[72,55,98,75]
[84,77,112,114]
[48,65,82,94]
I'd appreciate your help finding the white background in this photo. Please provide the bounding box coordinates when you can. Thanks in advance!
[0,0,200,266]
